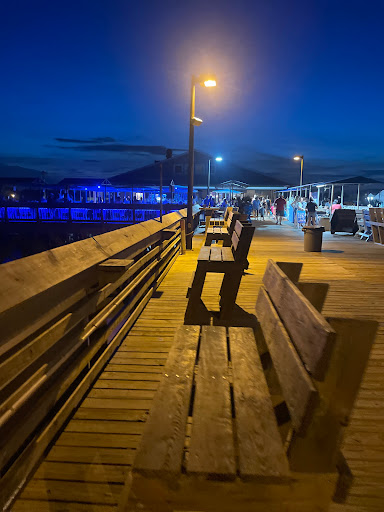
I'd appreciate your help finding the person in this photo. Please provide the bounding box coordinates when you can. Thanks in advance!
[252,196,260,219]
[259,199,266,220]
[305,197,318,226]
[331,199,342,215]
[266,197,271,216]
[274,195,286,225]
[202,195,210,207]
[208,195,216,207]
[243,196,252,220]
[221,197,228,208]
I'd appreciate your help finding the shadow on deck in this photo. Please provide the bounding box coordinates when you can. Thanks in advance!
[13,220,384,511]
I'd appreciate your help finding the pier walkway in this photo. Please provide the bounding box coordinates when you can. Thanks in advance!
[12,221,384,511]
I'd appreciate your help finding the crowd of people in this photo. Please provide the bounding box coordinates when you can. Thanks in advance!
[201,192,345,227]
[201,193,290,225]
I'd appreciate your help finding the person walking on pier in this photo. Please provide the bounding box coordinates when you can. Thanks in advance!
[252,196,260,219]
[274,195,286,225]
[305,197,318,226]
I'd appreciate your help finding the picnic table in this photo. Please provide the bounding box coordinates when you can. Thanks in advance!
[120,259,377,512]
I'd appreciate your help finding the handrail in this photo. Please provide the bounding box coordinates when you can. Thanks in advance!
[0,203,186,224]
[0,205,199,511]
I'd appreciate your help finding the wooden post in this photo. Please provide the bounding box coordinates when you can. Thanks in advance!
[357,184,360,210]
[160,163,163,223]
[180,218,186,254]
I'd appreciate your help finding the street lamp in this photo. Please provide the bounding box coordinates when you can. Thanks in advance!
[187,74,217,250]
[207,156,223,196]
[293,155,304,192]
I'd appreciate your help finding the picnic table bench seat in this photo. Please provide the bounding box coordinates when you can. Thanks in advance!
[120,260,377,512]
[205,210,240,246]
[185,220,255,325]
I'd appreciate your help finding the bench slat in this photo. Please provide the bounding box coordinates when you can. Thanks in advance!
[229,327,290,481]
[221,247,234,262]
[263,260,336,380]
[198,246,211,261]
[234,219,243,238]
[133,325,200,478]
[231,231,240,252]
[187,326,236,479]
[209,247,222,262]
[255,288,318,434]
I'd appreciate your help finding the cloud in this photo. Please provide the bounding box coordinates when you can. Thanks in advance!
[55,137,116,144]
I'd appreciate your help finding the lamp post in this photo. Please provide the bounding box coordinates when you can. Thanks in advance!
[293,155,304,193]
[208,156,222,196]
[186,75,216,250]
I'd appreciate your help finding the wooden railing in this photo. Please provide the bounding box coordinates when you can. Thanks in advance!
[369,208,384,245]
[0,202,185,224]
[0,206,199,510]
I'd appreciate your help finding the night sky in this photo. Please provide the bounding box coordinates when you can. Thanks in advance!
[1,0,383,184]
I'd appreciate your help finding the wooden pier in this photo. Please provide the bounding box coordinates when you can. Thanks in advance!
[6,219,384,511]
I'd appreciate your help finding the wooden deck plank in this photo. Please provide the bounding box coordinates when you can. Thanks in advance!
[12,222,384,511]
[187,326,236,479]
[229,327,290,480]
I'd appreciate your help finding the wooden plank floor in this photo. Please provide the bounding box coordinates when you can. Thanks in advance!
[13,220,384,511]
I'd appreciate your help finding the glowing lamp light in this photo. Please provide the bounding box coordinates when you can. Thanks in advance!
[293,155,302,161]
[11,193,15,198]
[204,79,216,87]
[98,186,101,189]
[215,157,223,162]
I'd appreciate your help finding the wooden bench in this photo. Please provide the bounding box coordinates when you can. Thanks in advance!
[356,210,372,241]
[185,220,254,325]
[120,260,377,512]
[206,206,233,228]
[369,207,384,245]
[205,210,240,246]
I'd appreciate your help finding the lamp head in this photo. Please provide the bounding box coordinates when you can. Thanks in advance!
[191,116,203,126]
[215,157,223,162]
[195,74,217,87]
[293,155,303,161]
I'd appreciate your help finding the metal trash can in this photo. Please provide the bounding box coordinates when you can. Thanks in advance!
[302,226,325,252]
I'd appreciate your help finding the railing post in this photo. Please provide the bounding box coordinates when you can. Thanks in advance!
[180,218,186,254]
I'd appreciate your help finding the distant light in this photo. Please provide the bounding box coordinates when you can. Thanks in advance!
[204,80,216,87]
[293,156,302,161]
[215,157,223,162]
[11,193,15,198]
[98,186,101,189]
[85,188,88,190]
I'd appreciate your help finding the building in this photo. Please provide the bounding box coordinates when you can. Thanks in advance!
[111,150,285,202]
[0,176,47,202]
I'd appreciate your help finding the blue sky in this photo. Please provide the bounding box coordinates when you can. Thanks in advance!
[0,0,383,184]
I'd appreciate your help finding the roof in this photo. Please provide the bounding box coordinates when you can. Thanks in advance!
[110,150,284,188]
[110,150,212,187]
[278,175,384,192]
[0,177,46,185]
[57,178,112,187]
[326,175,383,185]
